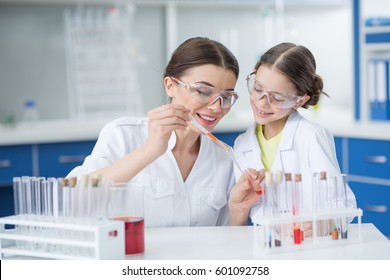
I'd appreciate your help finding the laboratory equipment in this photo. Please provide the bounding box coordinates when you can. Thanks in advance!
[189,115,261,194]
[108,182,144,255]
[252,171,363,254]
[64,4,143,119]
[0,215,124,260]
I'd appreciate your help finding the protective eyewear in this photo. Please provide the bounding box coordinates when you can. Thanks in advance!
[246,72,305,109]
[171,77,239,109]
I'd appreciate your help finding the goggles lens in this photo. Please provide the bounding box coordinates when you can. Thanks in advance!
[246,73,303,109]
[171,77,239,109]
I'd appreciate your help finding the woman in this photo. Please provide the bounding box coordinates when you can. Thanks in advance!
[229,42,356,227]
[68,37,242,227]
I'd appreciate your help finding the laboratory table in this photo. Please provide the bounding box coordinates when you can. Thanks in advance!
[127,224,390,260]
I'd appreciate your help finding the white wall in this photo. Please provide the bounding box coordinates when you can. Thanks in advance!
[0,1,355,123]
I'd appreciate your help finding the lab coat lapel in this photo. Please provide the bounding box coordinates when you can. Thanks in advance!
[235,123,263,170]
[273,111,301,172]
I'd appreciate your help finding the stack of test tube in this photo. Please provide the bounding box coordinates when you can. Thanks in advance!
[12,175,108,219]
[252,171,362,252]
[0,176,124,260]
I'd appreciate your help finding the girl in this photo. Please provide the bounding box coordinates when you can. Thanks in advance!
[229,42,356,226]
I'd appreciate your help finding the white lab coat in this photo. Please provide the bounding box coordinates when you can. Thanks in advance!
[233,110,356,218]
[68,117,235,227]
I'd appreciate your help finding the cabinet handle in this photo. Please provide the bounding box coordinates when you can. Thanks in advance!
[364,155,387,164]
[58,155,86,164]
[364,204,387,213]
[0,159,11,168]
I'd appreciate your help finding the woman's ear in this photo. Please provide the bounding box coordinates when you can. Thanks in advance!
[293,94,311,110]
[164,76,176,99]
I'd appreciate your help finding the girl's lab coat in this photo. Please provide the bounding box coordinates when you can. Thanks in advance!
[234,110,357,218]
[68,117,234,227]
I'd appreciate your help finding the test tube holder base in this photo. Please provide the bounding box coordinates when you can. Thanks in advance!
[252,208,363,254]
[0,215,125,260]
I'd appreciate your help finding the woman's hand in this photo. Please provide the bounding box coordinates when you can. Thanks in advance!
[145,104,190,156]
[229,168,266,225]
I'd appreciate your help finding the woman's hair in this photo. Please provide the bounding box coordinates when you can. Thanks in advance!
[164,37,239,80]
[254,42,325,109]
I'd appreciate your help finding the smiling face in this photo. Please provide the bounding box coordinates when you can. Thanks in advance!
[165,64,237,132]
[250,65,307,137]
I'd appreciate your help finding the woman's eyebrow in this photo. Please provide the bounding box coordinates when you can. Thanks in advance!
[195,81,235,91]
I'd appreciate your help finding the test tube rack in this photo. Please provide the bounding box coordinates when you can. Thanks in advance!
[0,215,125,260]
[252,208,363,254]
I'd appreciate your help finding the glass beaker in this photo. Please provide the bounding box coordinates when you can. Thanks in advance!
[108,182,144,255]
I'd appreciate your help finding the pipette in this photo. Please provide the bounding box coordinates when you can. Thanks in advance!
[189,115,262,194]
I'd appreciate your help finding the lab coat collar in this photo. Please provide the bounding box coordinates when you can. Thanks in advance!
[235,123,260,153]
[235,110,302,153]
[279,110,301,151]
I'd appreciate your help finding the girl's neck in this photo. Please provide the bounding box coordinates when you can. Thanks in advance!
[262,116,289,140]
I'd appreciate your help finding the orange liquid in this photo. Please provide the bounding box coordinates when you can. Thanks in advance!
[114,216,144,255]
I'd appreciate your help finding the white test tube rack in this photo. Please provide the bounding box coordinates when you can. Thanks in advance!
[0,215,125,260]
[252,207,363,254]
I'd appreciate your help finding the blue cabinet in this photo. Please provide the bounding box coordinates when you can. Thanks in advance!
[348,138,390,180]
[0,140,96,217]
[0,145,33,186]
[38,141,95,178]
[349,181,390,236]
[346,137,390,237]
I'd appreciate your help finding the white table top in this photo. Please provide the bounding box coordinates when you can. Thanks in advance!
[127,224,390,260]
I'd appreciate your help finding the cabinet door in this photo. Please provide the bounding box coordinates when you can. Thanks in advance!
[349,181,390,237]
[38,141,96,178]
[0,145,33,186]
[348,138,390,179]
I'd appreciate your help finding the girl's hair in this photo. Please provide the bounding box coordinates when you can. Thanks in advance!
[254,42,325,109]
[164,37,239,80]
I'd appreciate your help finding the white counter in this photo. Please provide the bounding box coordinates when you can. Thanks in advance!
[127,224,390,260]
[1,107,390,146]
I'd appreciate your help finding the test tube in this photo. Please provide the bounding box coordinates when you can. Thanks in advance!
[13,177,21,215]
[62,178,70,217]
[69,177,78,217]
[89,175,102,218]
[284,173,293,215]
[337,174,349,239]
[319,171,330,236]
[273,171,283,247]
[79,174,90,217]
[292,173,302,244]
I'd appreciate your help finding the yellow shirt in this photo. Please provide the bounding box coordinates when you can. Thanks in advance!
[255,125,283,171]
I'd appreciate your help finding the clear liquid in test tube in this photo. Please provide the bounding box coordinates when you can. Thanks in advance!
[13,177,21,215]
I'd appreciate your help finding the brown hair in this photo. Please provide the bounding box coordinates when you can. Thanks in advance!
[254,42,326,109]
[164,37,239,80]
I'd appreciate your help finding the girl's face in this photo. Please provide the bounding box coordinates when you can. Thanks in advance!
[165,64,237,132]
[249,65,306,131]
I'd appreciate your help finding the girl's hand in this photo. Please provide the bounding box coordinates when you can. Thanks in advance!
[146,104,190,156]
[229,169,266,225]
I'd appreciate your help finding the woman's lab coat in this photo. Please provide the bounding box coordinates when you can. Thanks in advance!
[234,110,357,218]
[68,117,235,227]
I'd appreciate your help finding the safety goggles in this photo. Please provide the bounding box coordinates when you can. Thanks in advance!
[171,77,239,109]
[246,72,305,109]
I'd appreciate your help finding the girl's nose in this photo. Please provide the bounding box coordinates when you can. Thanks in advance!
[257,92,271,107]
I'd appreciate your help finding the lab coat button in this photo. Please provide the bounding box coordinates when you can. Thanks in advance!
[180,193,186,198]
[151,188,157,194]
